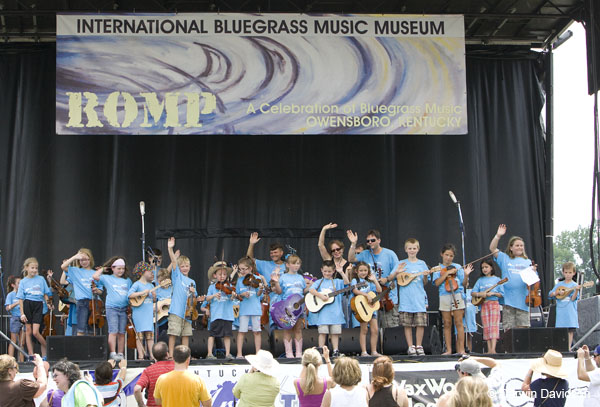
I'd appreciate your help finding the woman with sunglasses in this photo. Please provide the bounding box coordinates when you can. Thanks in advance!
[0,353,47,407]
[318,223,354,327]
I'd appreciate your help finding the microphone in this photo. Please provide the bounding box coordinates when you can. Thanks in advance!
[139,201,145,216]
[449,191,458,204]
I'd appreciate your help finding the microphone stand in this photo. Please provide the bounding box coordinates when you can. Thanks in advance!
[140,206,146,263]
[452,197,468,352]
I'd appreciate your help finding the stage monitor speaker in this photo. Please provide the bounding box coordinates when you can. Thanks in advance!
[189,330,218,358]
[576,296,600,347]
[470,332,504,354]
[382,326,441,355]
[47,335,107,361]
[337,328,380,355]
[230,331,271,355]
[503,328,568,353]
[271,329,320,358]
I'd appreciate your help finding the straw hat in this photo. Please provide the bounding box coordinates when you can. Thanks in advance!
[245,350,279,377]
[207,261,232,280]
[530,349,568,378]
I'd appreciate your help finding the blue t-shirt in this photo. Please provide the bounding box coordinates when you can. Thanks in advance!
[98,275,132,308]
[128,281,155,332]
[236,277,262,316]
[66,267,97,301]
[279,273,306,299]
[168,265,197,320]
[472,276,504,304]
[156,285,172,301]
[397,259,429,312]
[494,251,532,311]
[6,291,21,317]
[17,275,51,302]
[356,248,400,304]
[432,262,466,297]
[463,289,477,333]
[550,281,579,328]
[207,283,235,322]
[255,260,284,283]
[312,278,346,325]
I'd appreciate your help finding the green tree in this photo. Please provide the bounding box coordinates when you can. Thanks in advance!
[553,225,598,297]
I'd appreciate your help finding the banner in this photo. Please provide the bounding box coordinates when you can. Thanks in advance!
[22,357,592,407]
[56,13,467,135]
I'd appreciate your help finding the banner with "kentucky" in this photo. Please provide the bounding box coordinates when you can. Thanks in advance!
[56,13,467,135]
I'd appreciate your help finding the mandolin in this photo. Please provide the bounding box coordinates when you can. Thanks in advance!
[396,267,439,286]
[129,279,171,307]
[554,281,594,300]
[471,278,508,306]
[350,281,396,323]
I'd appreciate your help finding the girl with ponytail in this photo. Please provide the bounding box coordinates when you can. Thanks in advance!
[294,346,335,406]
[366,356,408,407]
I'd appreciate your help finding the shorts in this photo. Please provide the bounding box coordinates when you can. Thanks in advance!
[439,295,466,312]
[10,316,24,334]
[76,300,91,333]
[136,331,155,340]
[238,315,261,333]
[399,312,428,327]
[209,319,233,338]
[379,305,400,328]
[318,324,342,335]
[502,305,530,330]
[167,314,193,337]
[106,307,128,334]
[23,300,44,325]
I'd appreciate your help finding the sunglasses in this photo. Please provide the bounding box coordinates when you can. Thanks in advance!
[331,247,343,253]
[366,238,377,243]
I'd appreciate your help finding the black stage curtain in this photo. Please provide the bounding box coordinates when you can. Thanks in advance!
[0,44,549,307]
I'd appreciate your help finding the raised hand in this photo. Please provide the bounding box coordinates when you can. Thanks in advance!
[168,237,175,248]
[464,263,474,276]
[497,224,507,237]
[346,230,358,244]
[249,232,261,245]
[322,223,338,230]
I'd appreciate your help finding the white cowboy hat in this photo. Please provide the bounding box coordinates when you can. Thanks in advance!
[207,261,232,281]
[530,349,568,379]
[245,350,279,377]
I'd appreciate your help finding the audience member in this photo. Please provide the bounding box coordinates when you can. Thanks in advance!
[233,349,280,407]
[321,357,368,407]
[0,353,47,407]
[365,356,408,407]
[134,342,174,407]
[294,347,335,407]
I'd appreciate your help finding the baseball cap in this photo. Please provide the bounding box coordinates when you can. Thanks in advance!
[594,345,600,356]
[457,360,486,379]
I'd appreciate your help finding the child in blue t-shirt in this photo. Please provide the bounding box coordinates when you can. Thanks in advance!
[234,256,268,358]
[166,237,201,357]
[549,262,581,349]
[309,260,350,357]
[472,259,504,354]
[93,257,132,360]
[5,276,25,361]
[128,262,157,360]
[398,238,431,356]
[272,254,311,358]
[351,261,382,357]
[432,244,473,355]
[17,257,53,358]
[205,264,236,359]
[60,248,98,335]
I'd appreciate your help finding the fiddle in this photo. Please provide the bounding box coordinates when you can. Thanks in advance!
[242,274,262,289]
[126,307,145,358]
[49,277,70,300]
[216,281,236,295]
[526,281,542,307]
[42,309,57,337]
[442,266,459,292]
[260,286,271,328]
[185,293,200,321]
[88,281,105,335]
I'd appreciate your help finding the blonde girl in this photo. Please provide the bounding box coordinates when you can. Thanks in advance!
[17,257,52,358]
[235,256,267,358]
[294,346,335,407]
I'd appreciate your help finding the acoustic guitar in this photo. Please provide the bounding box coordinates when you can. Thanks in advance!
[305,281,368,313]
[129,279,171,307]
[554,281,594,300]
[153,298,171,323]
[471,277,508,306]
[350,281,396,323]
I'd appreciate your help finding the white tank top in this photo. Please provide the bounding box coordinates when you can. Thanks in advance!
[330,385,368,407]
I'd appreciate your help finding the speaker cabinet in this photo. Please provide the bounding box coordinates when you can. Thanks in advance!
[382,326,441,355]
[503,328,569,353]
[271,328,320,358]
[47,335,108,361]
[230,330,271,355]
